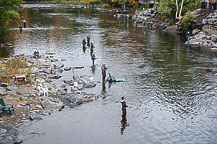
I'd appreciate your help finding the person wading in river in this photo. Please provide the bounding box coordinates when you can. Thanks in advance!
[82,38,86,47]
[90,41,94,55]
[101,64,107,83]
[87,35,90,47]
[91,52,96,66]
[121,96,131,117]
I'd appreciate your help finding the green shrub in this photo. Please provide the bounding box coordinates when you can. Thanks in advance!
[182,12,195,28]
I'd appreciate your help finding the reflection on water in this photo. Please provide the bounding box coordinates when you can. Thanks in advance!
[3,4,217,144]
[120,115,128,135]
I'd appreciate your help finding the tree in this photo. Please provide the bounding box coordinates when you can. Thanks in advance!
[158,0,201,21]
[175,0,184,20]
[0,0,23,33]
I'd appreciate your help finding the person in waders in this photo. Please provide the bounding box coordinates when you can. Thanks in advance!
[121,96,131,117]
[90,41,94,55]
[82,38,86,47]
[87,35,90,47]
[101,64,107,83]
[91,52,96,66]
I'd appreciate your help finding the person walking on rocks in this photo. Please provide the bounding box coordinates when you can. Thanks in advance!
[101,64,107,83]
[121,96,131,117]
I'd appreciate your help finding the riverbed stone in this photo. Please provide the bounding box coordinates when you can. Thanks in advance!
[53,61,64,69]
[63,79,73,84]
[51,58,58,62]
[0,87,7,96]
[64,67,71,71]
[83,82,96,88]
[0,83,8,87]
[41,97,64,109]
[45,51,56,55]
[17,85,35,95]
[192,29,200,35]
[211,34,217,42]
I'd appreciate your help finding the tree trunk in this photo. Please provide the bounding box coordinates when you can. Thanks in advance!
[178,0,185,19]
[175,0,179,19]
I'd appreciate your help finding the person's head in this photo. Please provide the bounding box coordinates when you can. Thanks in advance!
[121,96,125,100]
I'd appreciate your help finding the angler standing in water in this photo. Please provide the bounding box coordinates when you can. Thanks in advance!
[82,38,86,47]
[121,96,132,117]
[101,64,107,83]
[90,41,94,55]
[87,35,90,47]
[91,52,96,66]
[187,31,191,44]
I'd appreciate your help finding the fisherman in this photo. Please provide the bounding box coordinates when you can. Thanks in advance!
[82,38,86,47]
[19,23,23,34]
[187,31,190,44]
[101,64,107,83]
[23,19,26,28]
[87,35,90,46]
[91,52,96,66]
[121,96,132,117]
[90,41,94,55]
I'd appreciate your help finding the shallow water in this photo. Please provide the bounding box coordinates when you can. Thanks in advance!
[3,4,217,144]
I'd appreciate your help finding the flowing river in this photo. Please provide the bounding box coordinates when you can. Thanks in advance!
[2,4,217,144]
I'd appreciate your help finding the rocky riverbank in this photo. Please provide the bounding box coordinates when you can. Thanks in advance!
[0,53,98,143]
[131,7,217,49]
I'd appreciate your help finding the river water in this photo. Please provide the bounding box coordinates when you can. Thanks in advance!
[3,4,217,144]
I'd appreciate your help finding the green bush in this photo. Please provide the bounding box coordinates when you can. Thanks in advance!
[182,12,195,28]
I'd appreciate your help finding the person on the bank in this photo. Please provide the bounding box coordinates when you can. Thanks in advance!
[91,52,96,66]
[101,64,107,83]
[23,19,26,28]
[121,96,131,117]
[90,41,94,54]
[87,35,90,46]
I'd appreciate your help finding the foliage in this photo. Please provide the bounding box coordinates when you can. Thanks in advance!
[181,12,195,28]
[0,0,23,33]
[158,0,201,20]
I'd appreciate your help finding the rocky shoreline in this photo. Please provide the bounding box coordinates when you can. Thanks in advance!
[0,53,98,143]
[131,8,217,49]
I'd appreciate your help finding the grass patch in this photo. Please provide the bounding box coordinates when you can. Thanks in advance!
[0,57,31,83]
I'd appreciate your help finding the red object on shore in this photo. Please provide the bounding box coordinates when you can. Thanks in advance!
[15,75,26,82]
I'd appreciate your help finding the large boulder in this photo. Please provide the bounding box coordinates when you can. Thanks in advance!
[41,97,64,109]
[202,19,208,25]
[0,87,7,96]
[192,29,201,35]
[83,82,96,88]
[211,34,217,42]
[17,85,37,95]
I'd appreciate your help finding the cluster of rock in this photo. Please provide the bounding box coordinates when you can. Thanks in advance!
[133,6,162,30]
[0,52,98,143]
[187,11,217,48]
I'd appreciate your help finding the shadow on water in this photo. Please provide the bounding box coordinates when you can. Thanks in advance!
[120,115,128,135]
